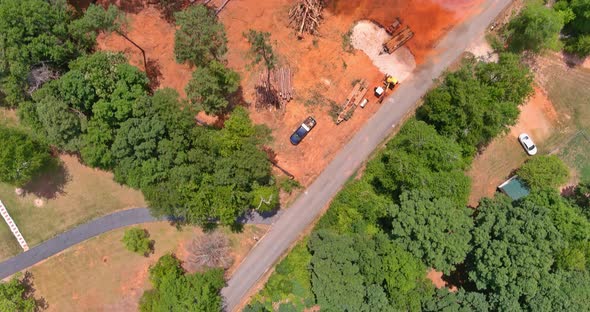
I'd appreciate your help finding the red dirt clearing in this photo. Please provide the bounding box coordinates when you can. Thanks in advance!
[96,0,483,187]
[96,6,193,96]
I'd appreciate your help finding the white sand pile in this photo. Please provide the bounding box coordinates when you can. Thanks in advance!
[466,35,498,63]
[350,20,416,82]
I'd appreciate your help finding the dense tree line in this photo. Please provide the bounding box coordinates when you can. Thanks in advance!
[247,54,590,311]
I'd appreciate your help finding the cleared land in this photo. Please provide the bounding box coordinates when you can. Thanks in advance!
[94,0,480,188]
[0,109,145,260]
[26,222,267,311]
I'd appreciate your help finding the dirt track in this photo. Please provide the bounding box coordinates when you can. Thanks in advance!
[221,0,514,310]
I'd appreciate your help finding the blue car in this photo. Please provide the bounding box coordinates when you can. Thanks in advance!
[290,117,316,145]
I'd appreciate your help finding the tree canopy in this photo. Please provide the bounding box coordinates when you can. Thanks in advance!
[388,190,474,274]
[467,195,564,309]
[308,230,432,312]
[0,126,53,187]
[0,1,123,106]
[507,3,565,53]
[174,5,228,67]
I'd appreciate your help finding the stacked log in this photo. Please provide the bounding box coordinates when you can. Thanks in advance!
[255,66,294,110]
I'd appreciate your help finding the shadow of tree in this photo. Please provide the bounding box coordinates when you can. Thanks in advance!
[22,271,49,311]
[146,58,162,91]
[23,162,70,200]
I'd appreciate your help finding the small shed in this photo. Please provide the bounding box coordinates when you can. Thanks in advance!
[498,176,530,201]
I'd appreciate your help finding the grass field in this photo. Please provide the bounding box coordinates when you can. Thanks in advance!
[26,223,267,311]
[536,55,590,183]
[0,108,146,260]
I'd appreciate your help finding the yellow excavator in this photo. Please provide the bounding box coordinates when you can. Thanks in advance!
[374,75,399,103]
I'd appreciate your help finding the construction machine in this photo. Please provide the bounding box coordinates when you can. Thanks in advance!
[374,75,398,103]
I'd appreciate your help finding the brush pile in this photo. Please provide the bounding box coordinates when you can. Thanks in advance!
[288,0,325,38]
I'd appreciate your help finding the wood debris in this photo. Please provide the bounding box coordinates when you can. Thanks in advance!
[288,0,325,39]
[336,80,368,124]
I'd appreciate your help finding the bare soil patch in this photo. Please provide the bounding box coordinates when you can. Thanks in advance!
[96,6,193,96]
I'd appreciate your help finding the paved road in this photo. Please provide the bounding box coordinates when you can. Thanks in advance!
[221,0,513,310]
[0,208,280,280]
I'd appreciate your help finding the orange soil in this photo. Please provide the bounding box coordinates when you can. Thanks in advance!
[427,268,457,291]
[509,87,558,141]
[95,0,481,186]
[468,86,559,206]
[96,6,193,96]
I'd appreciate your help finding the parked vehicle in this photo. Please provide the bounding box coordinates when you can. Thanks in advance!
[290,116,316,145]
[518,133,538,155]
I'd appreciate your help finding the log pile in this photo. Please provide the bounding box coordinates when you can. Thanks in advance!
[288,0,325,39]
[255,66,294,110]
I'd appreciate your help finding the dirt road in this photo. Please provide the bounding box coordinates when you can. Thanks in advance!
[221,0,513,310]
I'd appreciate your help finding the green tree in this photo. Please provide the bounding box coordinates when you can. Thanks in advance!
[244,30,277,96]
[122,227,152,256]
[174,5,228,66]
[507,3,564,53]
[388,190,474,274]
[0,274,36,312]
[185,61,240,115]
[467,195,564,310]
[0,126,53,187]
[140,254,225,312]
[422,288,489,312]
[517,155,570,191]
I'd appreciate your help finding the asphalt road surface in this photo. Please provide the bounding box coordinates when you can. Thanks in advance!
[221,0,513,310]
[0,208,279,280]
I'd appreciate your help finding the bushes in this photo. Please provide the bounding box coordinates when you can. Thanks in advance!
[518,155,570,190]
[140,254,225,312]
[122,227,152,256]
